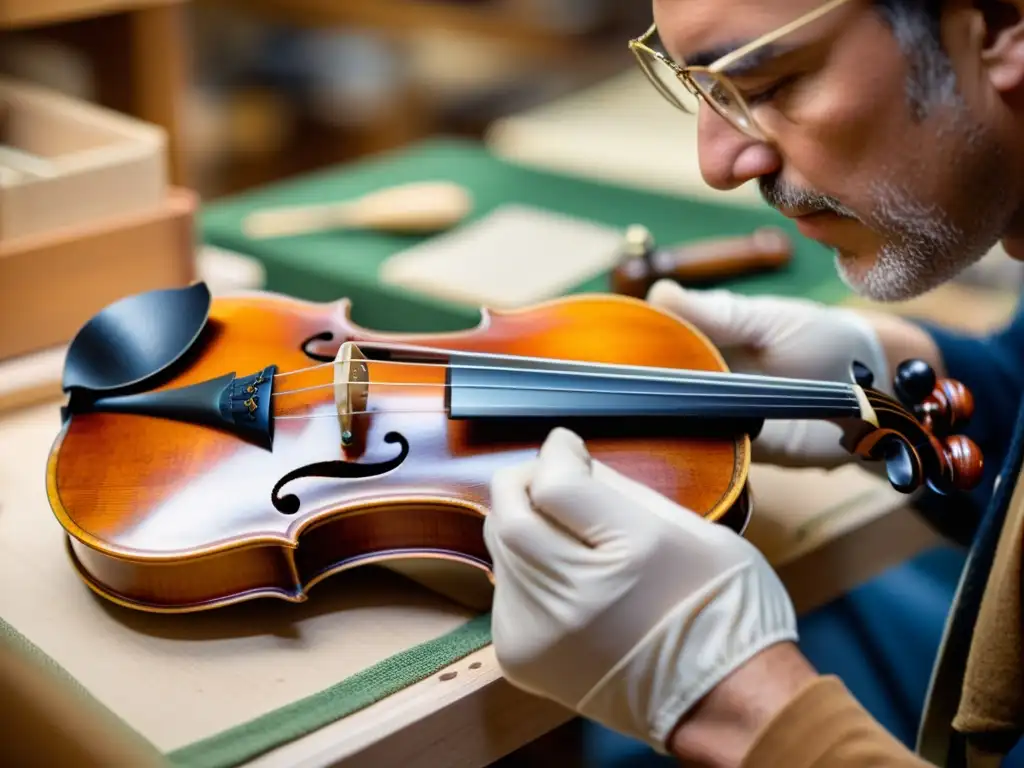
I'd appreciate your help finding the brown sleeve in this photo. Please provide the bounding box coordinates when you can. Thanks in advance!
[742,675,933,768]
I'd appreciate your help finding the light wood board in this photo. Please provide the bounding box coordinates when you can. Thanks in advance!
[0,244,265,414]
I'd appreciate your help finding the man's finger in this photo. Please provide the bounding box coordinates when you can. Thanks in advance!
[527,428,640,545]
[487,460,540,552]
[646,280,767,348]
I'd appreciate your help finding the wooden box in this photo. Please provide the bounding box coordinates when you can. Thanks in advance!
[0,74,166,242]
[0,0,179,28]
[0,186,196,360]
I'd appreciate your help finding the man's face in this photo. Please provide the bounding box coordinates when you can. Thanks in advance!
[653,0,1023,301]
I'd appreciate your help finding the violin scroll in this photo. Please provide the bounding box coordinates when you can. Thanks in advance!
[843,358,983,495]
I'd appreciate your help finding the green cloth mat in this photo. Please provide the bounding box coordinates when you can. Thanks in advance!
[200,136,850,336]
[0,611,493,767]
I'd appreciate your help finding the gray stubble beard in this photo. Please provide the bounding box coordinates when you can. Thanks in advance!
[840,112,1012,302]
[760,107,1013,303]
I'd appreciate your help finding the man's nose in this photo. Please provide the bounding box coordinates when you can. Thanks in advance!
[696,107,781,191]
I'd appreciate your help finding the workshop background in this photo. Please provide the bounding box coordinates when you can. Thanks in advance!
[1,2,1022,768]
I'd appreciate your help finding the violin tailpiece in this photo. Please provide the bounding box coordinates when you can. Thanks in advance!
[71,365,278,450]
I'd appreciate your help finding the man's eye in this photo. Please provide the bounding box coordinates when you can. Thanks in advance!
[741,75,797,105]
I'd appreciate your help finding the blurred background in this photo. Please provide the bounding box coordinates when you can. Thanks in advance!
[3,0,1018,286]
[2,3,1024,766]
[0,0,648,198]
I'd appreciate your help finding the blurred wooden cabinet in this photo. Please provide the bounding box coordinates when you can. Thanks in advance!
[0,0,190,186]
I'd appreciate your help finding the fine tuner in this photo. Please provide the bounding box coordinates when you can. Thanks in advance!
[45,282,981,614]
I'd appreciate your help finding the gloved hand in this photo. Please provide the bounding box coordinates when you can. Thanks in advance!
[484,427,799,752]
[646,280,891,469]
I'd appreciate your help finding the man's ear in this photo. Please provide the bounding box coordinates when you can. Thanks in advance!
[977,0,1024,91]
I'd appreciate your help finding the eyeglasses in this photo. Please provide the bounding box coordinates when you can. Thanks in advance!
[628,0,853,141]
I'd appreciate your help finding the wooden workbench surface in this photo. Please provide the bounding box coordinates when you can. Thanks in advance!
[0,230,996,767]
[0,384,941,766]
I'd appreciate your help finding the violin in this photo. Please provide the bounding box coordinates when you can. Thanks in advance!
[45,282,982,614]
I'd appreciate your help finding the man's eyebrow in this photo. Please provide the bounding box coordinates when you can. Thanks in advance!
[682,40,798,75]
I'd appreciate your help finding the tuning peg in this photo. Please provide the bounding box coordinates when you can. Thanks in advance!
[925,379,975,434]
[942,434,984,491]
[894,359,937,408]
[849,360,875,388]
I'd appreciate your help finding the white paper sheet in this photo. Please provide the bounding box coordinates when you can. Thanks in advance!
[378,203,625,308]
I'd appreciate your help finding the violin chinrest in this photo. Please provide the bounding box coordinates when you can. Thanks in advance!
[63,282,212,396]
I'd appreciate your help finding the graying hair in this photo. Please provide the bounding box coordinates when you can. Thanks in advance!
[872,0,960,118]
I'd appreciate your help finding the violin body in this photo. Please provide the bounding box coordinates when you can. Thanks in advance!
[46,283,756,613]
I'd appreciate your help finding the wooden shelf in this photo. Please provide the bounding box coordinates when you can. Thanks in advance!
[2,0,191,186]
[0,0,181,29]
[205,0,603,55]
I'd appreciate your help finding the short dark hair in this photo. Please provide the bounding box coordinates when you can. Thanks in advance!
[872,0,958,117]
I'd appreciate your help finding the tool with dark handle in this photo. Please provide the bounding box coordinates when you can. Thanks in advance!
[611,224,794,297]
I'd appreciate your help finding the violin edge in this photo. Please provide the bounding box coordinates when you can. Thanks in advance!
[45,285,756,614]
[50,475,754,615]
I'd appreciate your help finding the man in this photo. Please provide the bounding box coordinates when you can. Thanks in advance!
[483,0,1024,766]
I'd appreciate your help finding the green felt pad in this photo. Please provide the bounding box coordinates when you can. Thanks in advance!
[200,136,850,334]
[0,610,493,768]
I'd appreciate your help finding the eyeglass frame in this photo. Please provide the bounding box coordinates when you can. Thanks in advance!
[627,0,855,141]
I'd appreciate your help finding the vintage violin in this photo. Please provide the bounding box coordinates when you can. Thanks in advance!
[45,281,982,614]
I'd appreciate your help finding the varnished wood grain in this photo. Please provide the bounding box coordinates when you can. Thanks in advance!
[46,290,752,612]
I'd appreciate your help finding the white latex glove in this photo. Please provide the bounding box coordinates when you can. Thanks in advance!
[646,279,891,469]
[484,427,798,753]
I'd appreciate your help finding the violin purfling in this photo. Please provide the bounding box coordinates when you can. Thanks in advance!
[44,282,982,613]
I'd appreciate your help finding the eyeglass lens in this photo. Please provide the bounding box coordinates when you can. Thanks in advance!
[636,47,759,135]
[634,48,701,113]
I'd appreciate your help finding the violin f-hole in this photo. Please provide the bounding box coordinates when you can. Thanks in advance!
[301,331,338,363]
[270,431,411,515]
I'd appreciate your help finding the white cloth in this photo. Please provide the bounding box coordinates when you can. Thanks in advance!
[484,428,798,752]
[646,280,891,469]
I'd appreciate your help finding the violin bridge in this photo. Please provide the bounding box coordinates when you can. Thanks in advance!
[334,342,369,446]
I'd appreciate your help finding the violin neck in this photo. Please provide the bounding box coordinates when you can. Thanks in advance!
[442,350,866,423]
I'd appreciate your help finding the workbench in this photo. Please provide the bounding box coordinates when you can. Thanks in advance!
[0,246,949,767]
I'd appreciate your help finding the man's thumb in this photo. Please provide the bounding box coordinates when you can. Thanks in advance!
[527,428,632,544]
[646,280,757,348]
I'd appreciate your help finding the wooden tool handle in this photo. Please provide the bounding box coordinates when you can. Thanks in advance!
[241,181,473,239]
[242,202,346,239]
[658,227,792,279]
[612,227,793,297]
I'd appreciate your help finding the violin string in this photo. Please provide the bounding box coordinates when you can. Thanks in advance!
[269,359,854,397]
[270,349,856,392]
[270,379,858,402]
[275,407,447,420]
[273,361,332,378]
[272,401,851,421]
